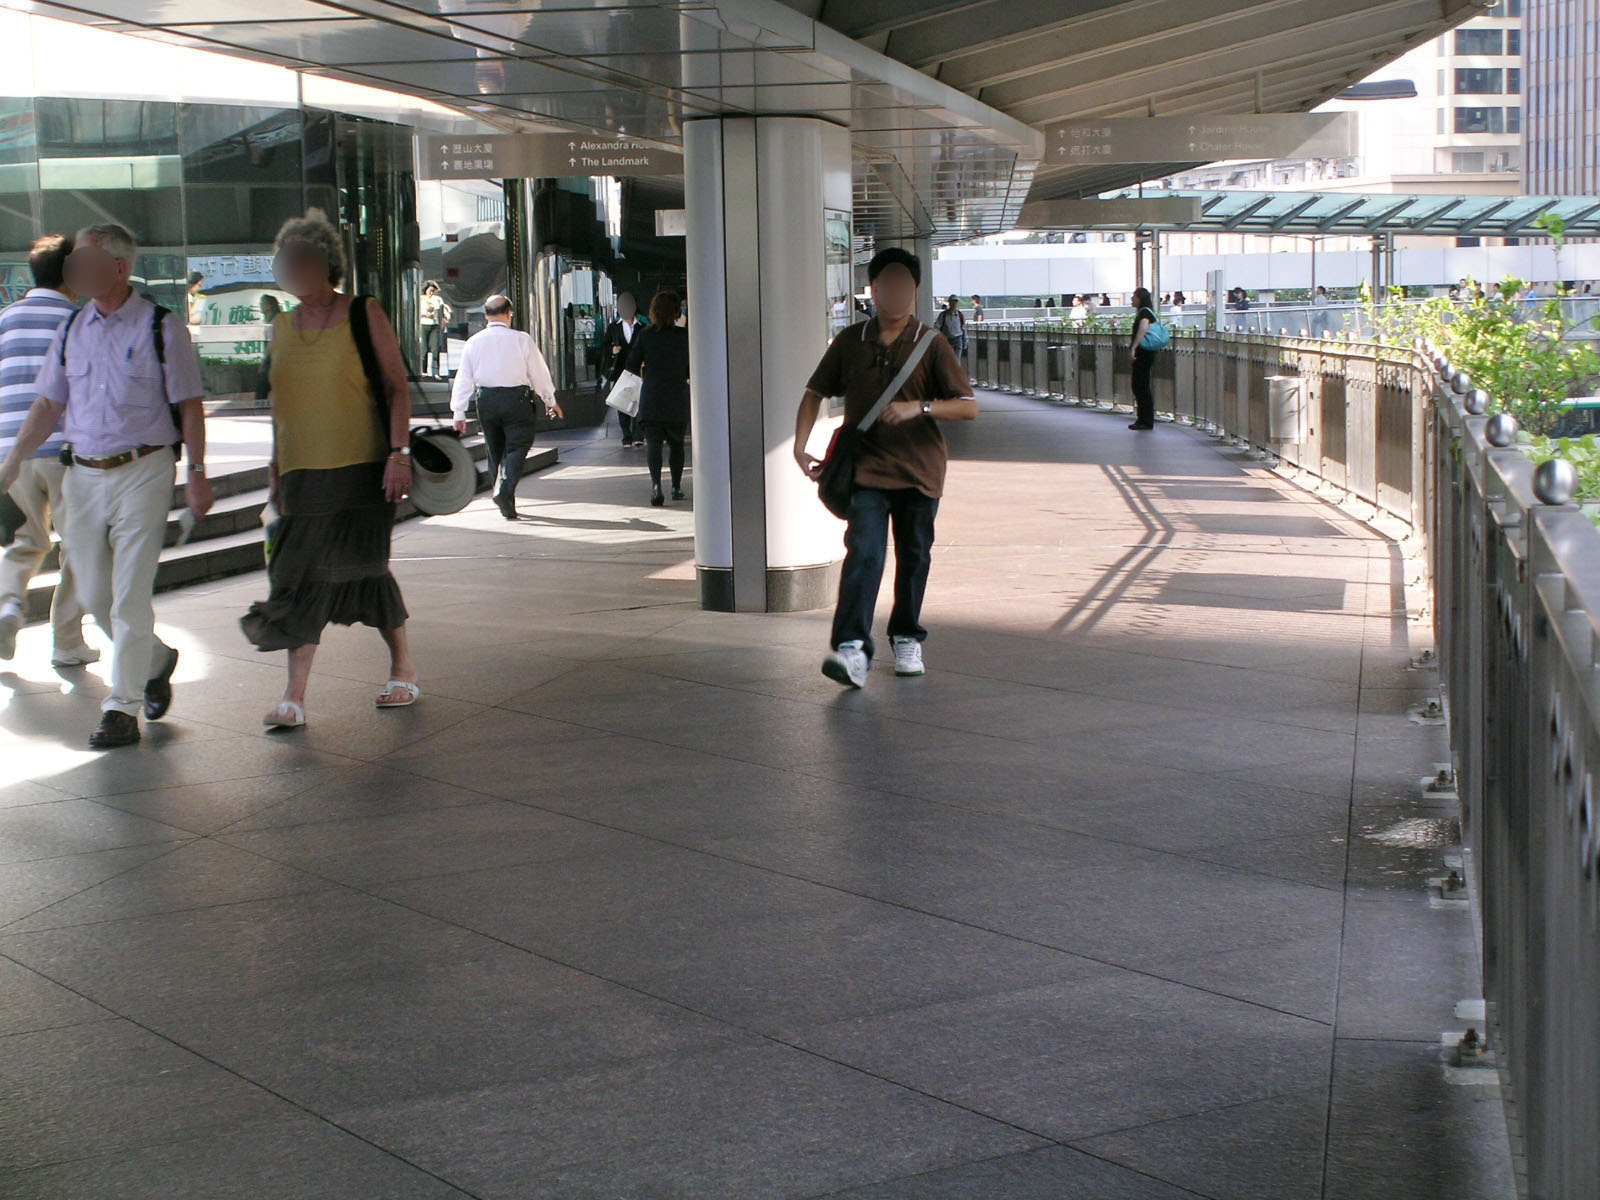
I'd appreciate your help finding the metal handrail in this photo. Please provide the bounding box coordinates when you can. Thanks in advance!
[964,318,1600,1194]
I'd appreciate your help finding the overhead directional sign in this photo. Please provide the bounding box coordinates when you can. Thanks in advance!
[1042,114,1357,165]
[419,134,683,180]
[1017,197,1203,229]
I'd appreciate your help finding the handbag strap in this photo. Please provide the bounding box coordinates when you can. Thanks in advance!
[857,325,939,434]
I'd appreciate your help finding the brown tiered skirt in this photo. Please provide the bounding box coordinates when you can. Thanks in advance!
[240,462,408,651]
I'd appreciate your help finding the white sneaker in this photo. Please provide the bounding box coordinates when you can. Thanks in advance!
[822,641,870,689]
[51,643,101,667]
[892,636,925,677]
[0,608,19,661]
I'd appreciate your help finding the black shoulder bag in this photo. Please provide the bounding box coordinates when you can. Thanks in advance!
[816,325,939,519]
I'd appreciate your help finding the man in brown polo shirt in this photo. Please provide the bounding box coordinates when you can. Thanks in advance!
[793,247,977,688]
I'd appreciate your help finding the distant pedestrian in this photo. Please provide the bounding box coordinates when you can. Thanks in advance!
[1128,286,1161,431]
[601,292,646,447]
[623,290,692,506]
[0,233,95,668]
[420,282,451,378]
[450,293,561,521]
[935,294,967,360]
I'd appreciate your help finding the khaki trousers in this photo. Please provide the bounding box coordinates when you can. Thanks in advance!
[0,456,89,649]
[62,448,176,715]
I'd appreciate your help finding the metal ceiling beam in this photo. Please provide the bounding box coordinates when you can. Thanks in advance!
[1269,195,1322,230]
[989,5,1446,119]
[936,0,1413,93]
[1453,198,1513,235]
[1221,194,1276,229]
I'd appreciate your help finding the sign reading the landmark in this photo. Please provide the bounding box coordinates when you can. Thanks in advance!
[1017,197,1203,229]
[1042,114,1357,165]
[420,134,683,179]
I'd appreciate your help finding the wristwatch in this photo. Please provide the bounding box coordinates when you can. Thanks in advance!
[391,444,411,456]
[921,400,933,417]
[187,462,205,474]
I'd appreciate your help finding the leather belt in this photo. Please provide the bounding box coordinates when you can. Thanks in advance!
[72,444,167,470]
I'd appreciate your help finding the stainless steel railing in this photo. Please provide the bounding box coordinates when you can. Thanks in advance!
[967,320,1600,1196]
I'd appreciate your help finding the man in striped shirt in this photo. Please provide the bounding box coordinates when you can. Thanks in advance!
[0,234,94,665]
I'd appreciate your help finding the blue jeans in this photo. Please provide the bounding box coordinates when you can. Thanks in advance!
[830,485,939,661]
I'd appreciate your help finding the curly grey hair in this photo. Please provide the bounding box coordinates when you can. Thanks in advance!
[274,208,346,287]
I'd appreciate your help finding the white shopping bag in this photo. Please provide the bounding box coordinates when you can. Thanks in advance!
[605,369,643,417]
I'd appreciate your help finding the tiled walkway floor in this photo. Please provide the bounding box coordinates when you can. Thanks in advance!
[1,392,1514,1198]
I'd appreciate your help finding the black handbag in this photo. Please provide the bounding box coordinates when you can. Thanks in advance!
[817,326,939,519]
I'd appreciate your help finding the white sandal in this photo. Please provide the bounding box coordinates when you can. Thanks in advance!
[375,680,421,708]
[263,700,306,728]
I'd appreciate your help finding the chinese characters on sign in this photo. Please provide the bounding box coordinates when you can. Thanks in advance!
[1043,114,1358,164]
[419,134,683,180]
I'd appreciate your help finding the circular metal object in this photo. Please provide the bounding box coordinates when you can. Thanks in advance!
[1451,371,1472,394]
[1533,457,1580,506]
[1464,388,1490,415]
[1485,412,1519,447]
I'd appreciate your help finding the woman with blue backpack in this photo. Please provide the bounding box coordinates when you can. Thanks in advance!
[1128,286,1168,430]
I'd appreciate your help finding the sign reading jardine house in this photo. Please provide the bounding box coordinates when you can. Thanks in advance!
[418,133,683,179]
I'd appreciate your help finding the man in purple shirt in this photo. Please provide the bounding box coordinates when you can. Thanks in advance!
[0,223,214,749]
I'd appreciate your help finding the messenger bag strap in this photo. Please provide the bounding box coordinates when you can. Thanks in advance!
[856,324,939,435]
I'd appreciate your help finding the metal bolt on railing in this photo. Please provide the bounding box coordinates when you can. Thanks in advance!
[1443,868,1467,897]
[1454,1027,1489,1065]
[1408,698,1446,724]
[1410,648,1438,669]
[1485,413,1519,447]
[1426,766,1458,794]
[1533,458,1580,506]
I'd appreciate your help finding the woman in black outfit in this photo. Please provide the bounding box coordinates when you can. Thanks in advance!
[624,290,691,505]
[1128,286,1158,431]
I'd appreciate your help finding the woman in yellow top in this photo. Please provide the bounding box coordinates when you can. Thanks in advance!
[241,210,420,727]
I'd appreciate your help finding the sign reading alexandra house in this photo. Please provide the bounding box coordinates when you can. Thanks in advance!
[419,134,683,179]
[1043,114,1357,164]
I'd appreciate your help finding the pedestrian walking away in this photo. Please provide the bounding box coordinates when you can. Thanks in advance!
[240,209,421,728]
[450,293,562,521]
[0,222,214,748]
[624,290,692,507]
[0,233,97,669]
[793,246,977,689]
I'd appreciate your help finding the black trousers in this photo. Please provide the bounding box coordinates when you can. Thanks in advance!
[608,379,635,443]
[638,420,686,488]
[1131,348,1156,427]
[477,386,537,502]
[422,323,446,375]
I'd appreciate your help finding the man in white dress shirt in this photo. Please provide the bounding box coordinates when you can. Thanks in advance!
[450,295,561,520]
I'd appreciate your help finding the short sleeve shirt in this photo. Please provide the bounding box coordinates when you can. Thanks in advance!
[805,318,973,499]
[33,293,205,458]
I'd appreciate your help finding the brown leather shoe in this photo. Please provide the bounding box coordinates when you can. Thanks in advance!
[88,711,140,749]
